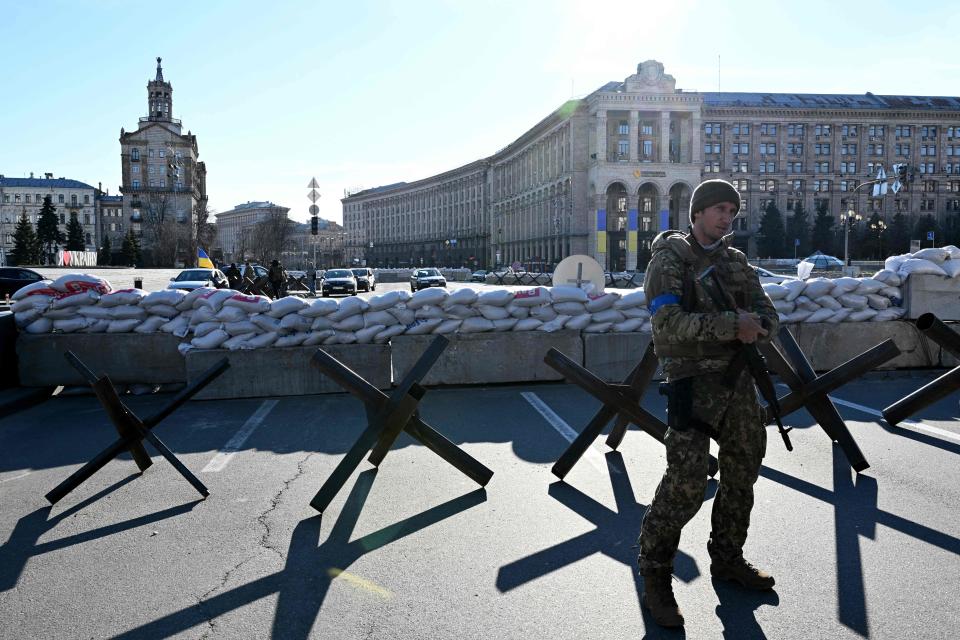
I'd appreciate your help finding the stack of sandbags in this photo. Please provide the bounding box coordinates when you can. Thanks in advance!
[10,274,113,334]
[762,275,905,324]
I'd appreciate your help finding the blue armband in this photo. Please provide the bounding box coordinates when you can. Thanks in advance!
[649,293,681,316]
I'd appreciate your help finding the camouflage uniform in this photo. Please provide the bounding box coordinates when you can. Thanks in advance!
[637,230,779,574]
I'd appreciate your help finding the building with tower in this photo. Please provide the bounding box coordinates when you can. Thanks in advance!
[343,60,960,269]
[119,57,208,266]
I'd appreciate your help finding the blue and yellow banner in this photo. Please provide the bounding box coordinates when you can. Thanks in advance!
[198,248,214,269]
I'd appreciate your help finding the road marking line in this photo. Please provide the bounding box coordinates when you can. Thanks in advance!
[0,471,31,484]
[521,392,615,474]
[202,400,279,472]
[774,383,960,444]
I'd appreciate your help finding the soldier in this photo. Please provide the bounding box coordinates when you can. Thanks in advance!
[224,262,242,290]
[268,259,285,298]
[638,178,779,628]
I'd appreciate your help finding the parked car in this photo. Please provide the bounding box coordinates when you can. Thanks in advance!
[240,264,269,281]
[167,268,229,291]
[755,267,800,285]
[410,268,447,292]
[470,270,488,283]
[0,267,45,299]
[351,267,376,292]
[321,268,357,297]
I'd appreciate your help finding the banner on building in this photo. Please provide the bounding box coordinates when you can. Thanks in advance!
[56,250,98,267]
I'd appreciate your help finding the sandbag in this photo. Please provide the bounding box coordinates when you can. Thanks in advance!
[134,316,167,333]
[942,261,960,278]
[854,278,885,295]
[224,320,259,336]
[830,277,861,295]
[193,289,236,312]
[142,289,187,308]
[432,320,460,335]
[460,317,494,333]
[14,308,43,327]
[782,280,806,302]
[505,303,530,319]
[591,309,625,324]
[223,332,255,350]
[848,309,878,322]
[912,247,949,263]
[806,308,836,323]
[299,298,340,317]
[773,300,795,314]
[511,287,552,307]
[387,307,415,326]
[51,290,100,309]
[873,308,906,321]
[512,318,542,331]
[281,313,314,333]
[355,325,386,343]
[363,310,398,327]
[565,314,592,331]
[442,288,478,308]
[310,316,334,331]
[304,329,336,345]
[111,305,148,321]
[898,258,947,277]
[477,289,514,307]
[100,289,148,307]
[76,305,115,320]
[613,290,646,309]
[328,296,369,320]
[23,317,53,334]
[222,293,271,314]
[366,289,410,311]
[826,308,852,324]
[161,316,190,336]
[43,308,82,320]
[442,304,477,320]
[838,294,868,310]
[762,284,789,300]
[12,295,54,313]
[550,286,589,304]
[814,295,842,311]
[250,315,281,332]
[414,305,446,320]
[621,307,651,320]
[406,287,449,309]
[107,318,141,333]
[613,318,645,332]
[583,322,613,333]
[803,278,834,298]
[51,273,111,295]
[871,269,902,286]
[794,296,821,312]
[248,331,280,348]
[884,253,911,273]
[585,293,619,312]
[54,317,93,333]
[193,321,224,338]
[192,329,230,349]
[373,325,405,343]
[146,304,180,319]
[267,296,309,318]
[81,319,111,333]
[530,305,558,322]
[943,245,960,260]
[538,315,570,333]
[331,314,364,332]
[477,304,511,321]
[879,286,901,299]
[553,301,588,316]
[404,318,442,335]
[491,318,518,332]
[783,309,814,323]
[10,280,57,300]
[274,333,307,347]
[330,330,358,344]
[189,306,217,325]
[866,293,891,310]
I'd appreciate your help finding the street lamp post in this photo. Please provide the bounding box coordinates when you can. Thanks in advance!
[841,210,862,267]
[870,219,887,260]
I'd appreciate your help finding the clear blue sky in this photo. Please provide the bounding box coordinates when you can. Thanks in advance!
[2,0,958,225]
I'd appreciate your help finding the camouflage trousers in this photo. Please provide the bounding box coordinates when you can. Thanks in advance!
[637,368,767,574]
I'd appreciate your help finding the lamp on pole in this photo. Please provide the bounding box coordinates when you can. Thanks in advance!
[870,218,887,260]
[841,210,862,266]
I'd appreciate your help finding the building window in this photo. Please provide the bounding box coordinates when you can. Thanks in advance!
[84,194,90,204]
[704,123,722,136]
[131,148,140,161]
[923,180,937,192]
[176,181,184,190]
[786,162,802,174]
[950,181,960,192]
[760,179,776,192]
[921,145,937,156]
[132,180,140,189]
[842,124,858,137]
[921,199,935,211]
[919,163,936,174]
[732,123,749,135]
[761,123,777,136]
[59,213,65,223]
[617,140,629,156]
[35,193,41,202]
[840,180,858,192]
[895,143,911,156]
[815,143,831,155]
[789,179,803,191]
[732,143,749,154]
[922,126,938,139]
[813,180,831,192]
[731,179,749,191]
[868,125,885,138]
[815,162,829,173]
[734,161,748,172]
[640,123,654,135]
[84,214,90,224]
[815,124,832,136]
[71,195,78,206]
[840,162,856,174]
[14,194,20,204]
[158,149,166,158]
[895,125,912,138]
[132,165,140,174]
[617,121,629,135]
[148,148,154,157]
[787,143,803,155]
[759,143,776,155]
[788,123,805,137]
[57,194,64,203]
[85,233,91,245]
[159,180,166,188]
[24,194,31,203]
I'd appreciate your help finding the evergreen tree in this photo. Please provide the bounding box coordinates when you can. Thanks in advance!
[756,201,786,259]
[121,229,142,266]
[886,212,912,255]
[913,213,941,248]
[98,234,112,266]
[10,210,39,266]
[36,195,64,264]
[784,201,811,258]
[810,201,835,256]
[65,212,85,250]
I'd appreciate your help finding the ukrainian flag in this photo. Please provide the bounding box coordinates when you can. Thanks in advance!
[198,248,214,269]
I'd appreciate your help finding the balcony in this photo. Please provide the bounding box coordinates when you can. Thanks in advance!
[139,116,182,125]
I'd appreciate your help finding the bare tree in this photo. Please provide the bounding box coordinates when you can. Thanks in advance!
[248,214,296,265]
[140,194,189,266]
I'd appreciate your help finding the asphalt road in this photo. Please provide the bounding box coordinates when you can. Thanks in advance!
[1,370,959,639]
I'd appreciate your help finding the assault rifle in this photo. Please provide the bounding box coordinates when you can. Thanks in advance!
[697,266,794,452]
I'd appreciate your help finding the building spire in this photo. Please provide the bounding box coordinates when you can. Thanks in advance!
[155,56,164,82]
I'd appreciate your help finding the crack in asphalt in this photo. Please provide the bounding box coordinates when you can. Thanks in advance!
[196,451,315,639]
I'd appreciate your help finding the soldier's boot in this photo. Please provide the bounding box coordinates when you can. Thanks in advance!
[710,557,775,591]
[641,570,684,628]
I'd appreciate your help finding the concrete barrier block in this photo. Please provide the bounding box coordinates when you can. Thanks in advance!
[903,274,960,320]
[783,320,950,371]
[392,330,583,386]
[583,332,654,382]
[185,343,391,400]
[17,333,185,386]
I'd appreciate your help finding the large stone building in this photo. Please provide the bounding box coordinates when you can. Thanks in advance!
[343,60,960,269]
[215,201,291,263]
[119,58,208,266]
[0,173,98,265]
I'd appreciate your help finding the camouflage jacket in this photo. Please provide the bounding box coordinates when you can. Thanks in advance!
[644,230,779,380]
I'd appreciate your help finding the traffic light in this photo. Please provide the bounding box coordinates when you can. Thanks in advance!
[311,216,319,235]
